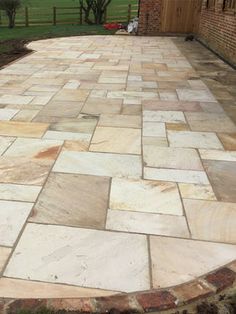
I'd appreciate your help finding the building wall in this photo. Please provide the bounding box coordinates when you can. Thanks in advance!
[198,0,236,66]
[138,0,162,35]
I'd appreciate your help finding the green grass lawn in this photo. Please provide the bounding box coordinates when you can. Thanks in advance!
[0,0,138,26]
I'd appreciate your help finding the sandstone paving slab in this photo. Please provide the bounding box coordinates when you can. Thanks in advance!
[98,114,141,128]
[49,115,98,133]
[4,223,150,293]
[12,109,39,122]
[144,167,209,184]
[4,138,62,160]
[0,95,34,105]
[143,122,166,137]
[43,130,92,142]
[90,127,141,154]
[0,121,49,138]
[217,133,236,150]
[0,200,33,246]
[199,149,236,161]
[143,146,203,170]
[185,112,236,133]
[0,184,41,202]
[82,98,122,115]
[0,247,11,271]
[203,160,236,202]
[53,151,142,178]
[168,130,223,149]
[0,156,53,185]
[34,101,83,118]
[30,172,110,229]
[106,209,189,238]
[150,236,236,288]
[110,178,183,215]
[176,89,216,102]
[178,183,216,201]
[0,109,19,121]
[0,136,15,155]
[184,199,236,244]
[0,278,118,298]
[142,100,201,112]
[143,110,186,124]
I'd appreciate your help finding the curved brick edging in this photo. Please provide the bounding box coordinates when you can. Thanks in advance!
[1,260,236,314]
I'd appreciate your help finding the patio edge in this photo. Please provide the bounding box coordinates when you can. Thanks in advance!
[1,260,236,313]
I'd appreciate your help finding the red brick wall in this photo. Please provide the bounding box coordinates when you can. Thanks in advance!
[138,0,162,35]
[198,0,236,66]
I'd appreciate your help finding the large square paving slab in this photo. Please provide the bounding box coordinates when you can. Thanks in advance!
[4,223,150,293]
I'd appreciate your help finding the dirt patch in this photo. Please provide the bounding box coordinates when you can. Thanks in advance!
[0,39,32,69]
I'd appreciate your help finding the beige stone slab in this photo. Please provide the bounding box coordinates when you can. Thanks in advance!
[82,98,122,115]
[30,172,110,229]
[110,178,183,215]
[63,140,89,152]
[0,95,34,105]
[166,123,189,131]
[52,89,89,102]
[0,121,49,138]
[106,209,190,238]
[199,149,236,162]
[30,95,53,106]
[4,138,62,160]
[107,91,158,99]
[143,110,186,123]
[142,100,201,112]
[4,223,150,293]
[0,247,11,271]
[0,156,53,185]
[0,109,19,121]
[0,136,15,155]
[184,199,236,243]
[185,112,236,133]
[0,200,33,246]
[0,278,118,298]
[143,122,166,137]
[144,167,209,184]
[217,133,236,151]
[122,104,141,115]
[150,236,236,288]
[90,127,141,155]
[168,130,223,149]
[177,89,216,102]
[98,114,141,128]
[143,146,203,170]
[0,184,41,202]
[53,151,142,178]
[43,130,91,142]
[178,183,216,201]
[12,109,39,122]
[35,101,83,118]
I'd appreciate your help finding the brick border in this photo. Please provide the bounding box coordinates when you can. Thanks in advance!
[1,260,235,313]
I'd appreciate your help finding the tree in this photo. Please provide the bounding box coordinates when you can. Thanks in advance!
[80,0,112,25]
[0,0,21,28]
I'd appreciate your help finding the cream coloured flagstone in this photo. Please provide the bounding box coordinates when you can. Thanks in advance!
[53,151,142,178]
[4,223,150,293]
[106,209,189,238]
[150,236,236,288]
[184,199,236,243]
[98,114,141,128]
[168,130,223,149]
[0,121,49,138]
[143,122,166,137]
[143,110,186,124]
[0,247,11,271]
[178,183,216,201]
[0,278,118,298]
[0,136,15,155]
[0,109,19,121]
[0,200,33,246]
[143,146,203,170]
[43,130,92,142]
[90,127,141,155]
[199,149,236,162]
[12,109,39,122]
[0,95,34,105]
[0,184,41,202]
[176,89,216,102]
[110,178,183,215]
[144,167,209,184]
[4,138,62,159]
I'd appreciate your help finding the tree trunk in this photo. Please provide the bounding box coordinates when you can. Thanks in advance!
[7,10,16,28]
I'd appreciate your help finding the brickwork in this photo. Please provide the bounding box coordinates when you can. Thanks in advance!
[198,0,236,66]
[138,0,162,35]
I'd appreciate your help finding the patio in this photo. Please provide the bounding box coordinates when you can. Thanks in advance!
[0,35,236,301]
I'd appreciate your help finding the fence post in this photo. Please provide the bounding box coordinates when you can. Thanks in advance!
[128,4,131,23]
[25,7,29,27]
[53,6,56,26]
[79,6,83,24]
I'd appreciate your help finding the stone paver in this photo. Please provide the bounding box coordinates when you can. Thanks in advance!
[0,35,235,299]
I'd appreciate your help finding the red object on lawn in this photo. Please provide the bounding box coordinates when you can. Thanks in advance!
[104,23,123,30]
